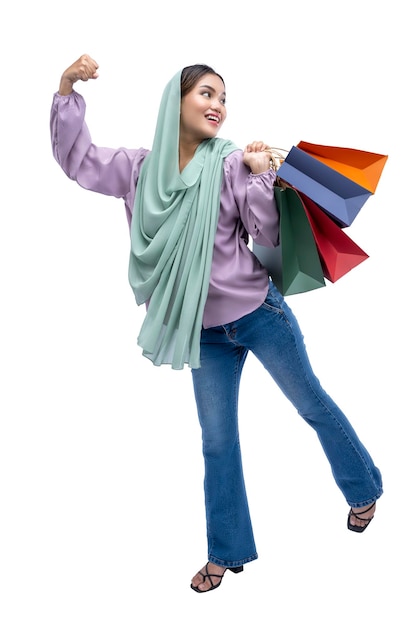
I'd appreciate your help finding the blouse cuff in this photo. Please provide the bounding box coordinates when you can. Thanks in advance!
[249,168,277,182]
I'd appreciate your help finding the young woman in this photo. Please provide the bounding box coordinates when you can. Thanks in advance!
[51,54,383,593]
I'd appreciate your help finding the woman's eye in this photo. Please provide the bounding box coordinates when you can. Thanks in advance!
[200,91,226,106]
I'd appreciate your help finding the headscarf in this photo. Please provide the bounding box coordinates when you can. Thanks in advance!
[128,69,238,369]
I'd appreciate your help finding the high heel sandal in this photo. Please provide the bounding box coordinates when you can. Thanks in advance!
[190,562,244,593]
[347,502,376,533]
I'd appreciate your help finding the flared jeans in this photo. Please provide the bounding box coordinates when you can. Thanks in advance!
[191,281,383,568]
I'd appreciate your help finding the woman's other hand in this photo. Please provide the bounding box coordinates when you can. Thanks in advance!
[243,141,272,175]
[58,54,99,96]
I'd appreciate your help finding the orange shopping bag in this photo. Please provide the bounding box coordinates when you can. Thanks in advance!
[277,141,388,227]
[297,141,388,193]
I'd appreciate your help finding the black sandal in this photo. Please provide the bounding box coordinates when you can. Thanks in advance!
[347,502,376,533]
[190,562,244,593]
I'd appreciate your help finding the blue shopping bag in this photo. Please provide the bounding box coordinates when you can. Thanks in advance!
[277,142,387,227]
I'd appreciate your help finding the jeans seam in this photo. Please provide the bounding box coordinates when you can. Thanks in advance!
[260,300,382,505]
[293,341,382,502]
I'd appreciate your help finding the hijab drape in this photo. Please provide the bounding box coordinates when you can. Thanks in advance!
[128,69,237,369]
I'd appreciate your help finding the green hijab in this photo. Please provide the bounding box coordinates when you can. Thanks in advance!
[128,69,238,369]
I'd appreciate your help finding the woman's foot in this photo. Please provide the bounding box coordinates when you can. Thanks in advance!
[191,562,227,592]
[348,501,376,532]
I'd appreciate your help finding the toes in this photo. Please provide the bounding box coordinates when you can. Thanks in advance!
[191,564,226,591]
[197,581,211,591]
[191,573,204,588]
[191,575,210,592]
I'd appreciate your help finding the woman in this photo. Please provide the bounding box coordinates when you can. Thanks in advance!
[50,54,383,593]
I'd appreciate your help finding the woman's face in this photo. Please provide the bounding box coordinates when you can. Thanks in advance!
[180,72,227,143]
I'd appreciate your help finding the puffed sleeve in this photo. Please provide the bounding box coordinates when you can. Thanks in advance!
[223,151,280,248]
[50,90,147,200]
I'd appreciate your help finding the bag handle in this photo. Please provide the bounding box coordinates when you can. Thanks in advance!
[264,147,288,171]
[263,147,291,188]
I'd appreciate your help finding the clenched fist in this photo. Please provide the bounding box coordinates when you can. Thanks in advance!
[59,54,99,96]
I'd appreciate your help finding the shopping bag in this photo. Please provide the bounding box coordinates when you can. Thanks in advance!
[299,191,369,282]
[252,187,325,295]
[277,142,388,227]
[297,141,388,193]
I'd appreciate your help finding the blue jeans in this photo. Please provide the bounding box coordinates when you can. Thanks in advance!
[191,281,383,568]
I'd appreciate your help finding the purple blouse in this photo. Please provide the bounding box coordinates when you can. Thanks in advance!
[50,91,279,328]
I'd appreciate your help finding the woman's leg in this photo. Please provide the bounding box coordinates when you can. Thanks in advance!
[191,325,258,568]
[233,282,383,509]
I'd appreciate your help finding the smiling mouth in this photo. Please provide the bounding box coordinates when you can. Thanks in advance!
[206,114,220,124]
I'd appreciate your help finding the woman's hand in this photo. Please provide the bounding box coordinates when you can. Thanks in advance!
[58,54,99,96]
[243,141,273,174]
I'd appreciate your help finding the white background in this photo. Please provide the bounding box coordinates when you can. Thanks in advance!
[1,1,415,623]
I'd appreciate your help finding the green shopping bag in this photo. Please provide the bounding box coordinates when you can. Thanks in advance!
[252,187,326,295]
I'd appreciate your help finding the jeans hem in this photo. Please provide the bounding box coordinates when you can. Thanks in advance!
[208,553,258,568]
[347,489,383,509]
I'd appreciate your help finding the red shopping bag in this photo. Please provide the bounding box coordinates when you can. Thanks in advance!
[298,191,369,282]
